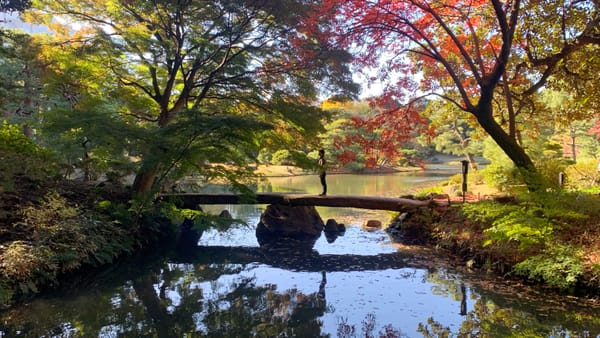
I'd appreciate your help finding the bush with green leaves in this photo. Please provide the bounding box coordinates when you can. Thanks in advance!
[413,186,446,199]
[564,158,600,191]
[271,149,293,165]
[535,157,571,190]
[0,121,58,191]
[460,189,598,290]
[480,138,523,191]
[513,245,584,290]
[257,149,273,164]
[462,191,589,251]
[481,162,522,192]
[158,201,244,234]
[442,171,486,196]
[0,193,134,306]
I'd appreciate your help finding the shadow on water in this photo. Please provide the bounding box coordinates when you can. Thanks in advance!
[175,242,412,273]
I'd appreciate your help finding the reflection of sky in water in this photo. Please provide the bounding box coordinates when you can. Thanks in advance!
[197,220,466,336]
[199,222,397,256]
[166,259,468,336]
[179,263,466,336]
[321,269,465,335]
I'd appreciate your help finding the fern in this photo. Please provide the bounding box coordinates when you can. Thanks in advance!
[513,245,584,290]
[483,207,555,249]
[464,192,590,250]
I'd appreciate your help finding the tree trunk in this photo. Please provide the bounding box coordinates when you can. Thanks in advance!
[132,109,177,196]
[502,71,517,140]
[132,275,173,337]
[465,153,478,171]
[474,107,542,190]
[132,165,160,196]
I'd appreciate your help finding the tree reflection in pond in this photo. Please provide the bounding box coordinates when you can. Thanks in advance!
[2,226,600,336]
[201,271,328,337]
[419,298,600,338]
[418,268,600,337]
[0,259,330,337]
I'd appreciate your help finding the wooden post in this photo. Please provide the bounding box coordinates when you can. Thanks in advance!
[558,172,565,187]
[461,160,469,202]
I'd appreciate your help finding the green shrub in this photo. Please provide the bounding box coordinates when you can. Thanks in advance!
[0,193,133,304]
[481,138,522,191]
[413,186,446,199]
[535,157,570,190]
[482,205,556,249]
[271,149,292,165]
[462,200,512,223]
[257,148,273,164]
[0,121,58,191]
[564,158,600,191]
[513,245,584,290]
[159,201,241,233]
[442,171,485,196]
[481,162,522,192]
[462,191,588,250]
[97,200,134,225]
[20,193,96,271]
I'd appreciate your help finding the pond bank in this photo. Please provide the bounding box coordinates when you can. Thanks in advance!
[390,196,600,303]
[251,164,422,177]
[0,177,176,309]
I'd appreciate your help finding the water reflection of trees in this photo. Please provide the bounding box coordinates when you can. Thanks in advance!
[419,268,600,337]
[200,272,328,337]
[0,257,330,337]
[2,248,600,337]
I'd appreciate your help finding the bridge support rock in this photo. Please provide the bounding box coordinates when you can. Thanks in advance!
[256,204,324,244]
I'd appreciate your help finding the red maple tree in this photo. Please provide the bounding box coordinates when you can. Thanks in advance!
[332,103,431,168]
[305,0,599,189]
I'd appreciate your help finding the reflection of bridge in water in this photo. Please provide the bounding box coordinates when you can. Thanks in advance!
[174,242,415,273]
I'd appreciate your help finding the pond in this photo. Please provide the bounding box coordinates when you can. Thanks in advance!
[1,167,600,337]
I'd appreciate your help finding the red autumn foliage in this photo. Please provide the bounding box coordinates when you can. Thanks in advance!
[304,0,537,180]
[332,101,432,168]
[588,117,600,139]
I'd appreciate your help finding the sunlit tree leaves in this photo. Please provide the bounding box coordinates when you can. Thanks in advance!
[25,0,357,196]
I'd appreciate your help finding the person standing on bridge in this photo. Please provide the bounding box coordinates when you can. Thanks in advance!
[318,149,327,196]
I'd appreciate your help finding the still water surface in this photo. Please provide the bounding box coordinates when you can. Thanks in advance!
[2,167,600,337]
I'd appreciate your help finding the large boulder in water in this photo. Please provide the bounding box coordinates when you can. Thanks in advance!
[256,204,324,241]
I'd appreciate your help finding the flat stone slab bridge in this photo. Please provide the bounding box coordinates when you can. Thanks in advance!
[161,193,448,212]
